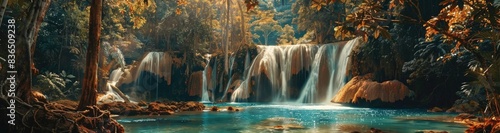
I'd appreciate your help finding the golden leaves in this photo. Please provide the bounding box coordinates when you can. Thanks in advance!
[177,0,188,6]
[424,2,473,42]
[334,26,355,40]
[245,0,259,12]
[311,0,327,11]
[176,8,182,15]
[389,0,404,9]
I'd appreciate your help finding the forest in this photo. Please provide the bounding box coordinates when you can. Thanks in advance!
[0,0,499,132]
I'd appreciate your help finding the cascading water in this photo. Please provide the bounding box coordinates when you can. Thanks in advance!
[296,45,337,103]
[98,43,128,103]
[232,44,318,102]
[231,38,362,103]
[221,55,236,100]
[134,52,172,100]
[99,68,126,103]
[325,38,359,102]
[201,55,211,102]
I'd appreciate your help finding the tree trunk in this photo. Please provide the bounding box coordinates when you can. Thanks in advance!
[31,0,51,57]
[14,0,51,104]
[224,0,230,74]
[236,0,246,44]
[0,0,8,26]
[78,0,102,111]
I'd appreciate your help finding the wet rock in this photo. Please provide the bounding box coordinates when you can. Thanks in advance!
[273,125,285,130]
[159,110,175,115]
[187,71,204,97]
[415,130,449,133]
[454,113,477,122]
[211,106,219,111]
[99,102,143,116]
[235,108,240,111]
[147,102,164,112]
[109,108,122,114]
[332,76,414,106]
[255,117,305,131]
[446,100,481,113]
[138,101,148,106]
[370,128,383,133]
[228,106,234,111]
[427,107,444,112]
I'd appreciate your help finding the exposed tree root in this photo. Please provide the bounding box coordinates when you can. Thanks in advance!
[0,95,124,133]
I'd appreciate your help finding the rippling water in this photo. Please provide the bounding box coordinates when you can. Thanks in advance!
[116,103,467,133]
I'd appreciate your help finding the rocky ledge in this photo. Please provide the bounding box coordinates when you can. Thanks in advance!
[56,100,206,116]
[331,76,414,107]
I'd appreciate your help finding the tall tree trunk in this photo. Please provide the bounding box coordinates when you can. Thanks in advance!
[31,0,51,57]
[224,0,230,74]
[78,0,102,111]
[14,0,50,104]
[236,0,246,44]
[0,0,8,26]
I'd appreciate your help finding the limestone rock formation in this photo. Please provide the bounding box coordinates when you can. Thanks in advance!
[187,71,204,97]
[332,76,413,104]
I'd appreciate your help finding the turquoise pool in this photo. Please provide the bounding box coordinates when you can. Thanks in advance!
[116,103,467,133]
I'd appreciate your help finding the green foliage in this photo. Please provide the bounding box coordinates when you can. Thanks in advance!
[402,36,475,107]
[36,0,89,76]
[35,71,79,100]
[277,24,297,45]
[292,0,343,43]
[251,10,281,45]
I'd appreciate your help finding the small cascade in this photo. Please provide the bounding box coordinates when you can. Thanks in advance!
[98,43,128,103]
[201,55,211,102]
[134,52,172,100]
[99,68,126,103]
[326,38,360,102]
[221,54,236,100]
[296,45,337,103]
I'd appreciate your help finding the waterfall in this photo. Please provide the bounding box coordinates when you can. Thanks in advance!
[134,52,172,100]
[296,45,337,103]
[98,42,128,103]
[232,44,318,102]
[99,68,126,103]
[231,38,361,103]
[201,55,211,102]
[221,54,236,100]
[326,38,360,102]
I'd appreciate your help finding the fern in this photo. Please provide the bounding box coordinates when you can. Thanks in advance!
[36,70,77,100]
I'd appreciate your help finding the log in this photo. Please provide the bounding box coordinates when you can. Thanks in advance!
[110,85,130,103]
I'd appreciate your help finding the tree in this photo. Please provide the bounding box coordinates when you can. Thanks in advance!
[321,0,500,115]
[251,10,280,45]
[278,24,296,45]
[77,0,102,111]
[14,0,51,103]
[225,0,230,73]
[0,0,8,26]
[292,0,342,43]
[421,0,500,116]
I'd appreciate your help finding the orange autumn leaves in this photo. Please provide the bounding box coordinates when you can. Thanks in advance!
[176,0,188,15]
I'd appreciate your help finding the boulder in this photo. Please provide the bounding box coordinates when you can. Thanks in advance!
[427,107,444,112]
[446,100,481,113]
[332,76,413,105]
